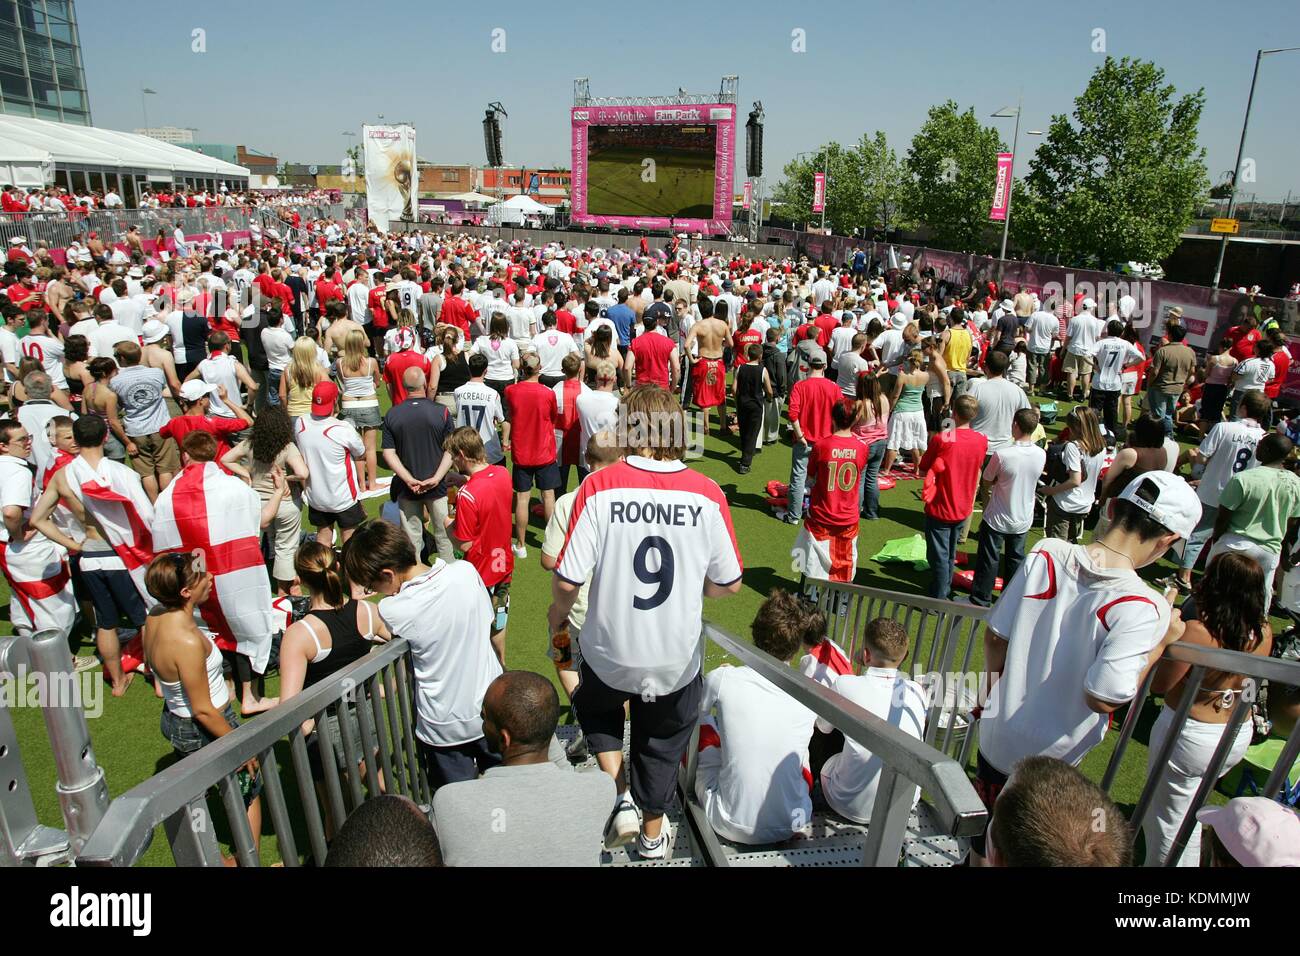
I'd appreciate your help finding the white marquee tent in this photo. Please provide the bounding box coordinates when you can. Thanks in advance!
[0,115,249,190]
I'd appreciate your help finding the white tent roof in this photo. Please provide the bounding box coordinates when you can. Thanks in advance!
[0,115,250,178]
[500,194,552,214]
[443,191,499,204]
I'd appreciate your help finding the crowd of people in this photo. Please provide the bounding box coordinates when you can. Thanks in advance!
[0,216,1296,869]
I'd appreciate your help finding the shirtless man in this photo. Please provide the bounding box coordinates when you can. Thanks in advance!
[322,299,364,361]
[684,299,730,438]
[124,226,143,258]
[30,416,155,696]
[86,232,107,264]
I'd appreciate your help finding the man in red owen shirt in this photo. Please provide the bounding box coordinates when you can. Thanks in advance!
[784,350,843,524]
[792,401,868,583]
[627,312,679,390]
[502,354,560,558]
[383,341,432,406]
[919,393,987,600]
[446,425,515,665]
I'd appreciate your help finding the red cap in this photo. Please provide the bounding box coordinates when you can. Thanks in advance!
[311,380,339,412]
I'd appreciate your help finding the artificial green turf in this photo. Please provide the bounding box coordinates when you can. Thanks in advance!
[0,394,1267,865]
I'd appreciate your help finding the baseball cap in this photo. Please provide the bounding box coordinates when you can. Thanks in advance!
[806,348,827,367]
[1196,798,1300,866]
[1116,470,1201,539]
[179,380,217,402]
[1081,297,1098,311]
[141,320,169,344]
[311,380,339,413]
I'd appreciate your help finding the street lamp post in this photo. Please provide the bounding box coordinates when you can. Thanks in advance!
[1212,46,1300,290]
[140,86,156,131]
[794,149,830,232]
[991,101,1043,265]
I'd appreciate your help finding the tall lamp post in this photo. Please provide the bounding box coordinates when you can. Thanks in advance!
[794,149,830,232]
[1212,46,1300,290]
[140,86,156,131]
[990,100,1043,262]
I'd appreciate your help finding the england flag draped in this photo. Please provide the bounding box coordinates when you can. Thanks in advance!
[152,461,273,673]
[64,455,157,607]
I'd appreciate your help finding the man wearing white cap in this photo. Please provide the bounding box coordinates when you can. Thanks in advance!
[141,320,183,399]
[969,470,1200,864]
[1063,297,1103,402]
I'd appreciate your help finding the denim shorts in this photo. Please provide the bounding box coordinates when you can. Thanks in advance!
[161,703,263,805]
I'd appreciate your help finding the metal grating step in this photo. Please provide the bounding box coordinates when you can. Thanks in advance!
[557,724,967,868]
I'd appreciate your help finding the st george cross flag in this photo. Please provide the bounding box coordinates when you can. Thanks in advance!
[0,537,75,636]
[64,455,156,607]
[151,462,273,673]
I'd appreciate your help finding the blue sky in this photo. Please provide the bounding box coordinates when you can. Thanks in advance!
[74,0,1300,195]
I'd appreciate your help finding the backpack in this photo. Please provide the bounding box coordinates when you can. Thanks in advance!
[1045,440,1087,486]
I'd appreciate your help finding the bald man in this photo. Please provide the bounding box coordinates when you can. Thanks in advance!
[380,366,456,563]
[432,672,615,866]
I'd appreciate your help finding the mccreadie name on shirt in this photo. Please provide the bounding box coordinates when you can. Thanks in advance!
[609,500,705,527]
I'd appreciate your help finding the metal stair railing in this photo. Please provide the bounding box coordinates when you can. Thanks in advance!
[681,619,988,867]
[76,638,427,867]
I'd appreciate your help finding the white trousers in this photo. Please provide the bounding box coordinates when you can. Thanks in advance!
[1141,705,1250,867]
[1206,533,1280,611]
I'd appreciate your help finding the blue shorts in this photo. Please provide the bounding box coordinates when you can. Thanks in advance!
[512,461,561,493]
[80,565,148,631]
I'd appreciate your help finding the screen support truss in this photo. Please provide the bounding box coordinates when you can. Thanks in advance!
[574,75,738,107]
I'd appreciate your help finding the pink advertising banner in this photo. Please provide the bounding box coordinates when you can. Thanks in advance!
[812,172,826,213]
[989,152,1013,222]
[743,180,752,210]
[570,104,736,235]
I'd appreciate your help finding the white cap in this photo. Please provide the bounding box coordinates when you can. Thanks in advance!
[1081,297,1097,311]
[141,320,169,344]
[1116,470,1201,539]
[9,237,23,245]
[179,380,218,402]
[127,266,144,278]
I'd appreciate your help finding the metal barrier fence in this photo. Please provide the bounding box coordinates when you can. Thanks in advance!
[808,577,1300,866]
[75,638,428,867]
[0,207,252,253]
[683,620,987,866]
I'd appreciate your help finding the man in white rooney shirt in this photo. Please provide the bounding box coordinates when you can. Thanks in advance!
[549,386,742,861]
[969,471,1199,864]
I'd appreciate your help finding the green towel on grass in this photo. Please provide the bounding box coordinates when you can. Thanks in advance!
[872,534,929,570]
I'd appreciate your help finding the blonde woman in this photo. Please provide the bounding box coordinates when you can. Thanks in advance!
[278,336,329,423]
[335,329,382,492]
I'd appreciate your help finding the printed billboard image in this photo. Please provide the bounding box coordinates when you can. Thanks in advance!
[585,123,718,219]
[363,124,416,232]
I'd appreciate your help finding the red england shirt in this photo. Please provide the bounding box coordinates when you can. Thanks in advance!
[367,286,389,328]
[629,330,676,388]
[920,427,989,523]
[383,350,431,405]
[788,376,845,444]
[808,434,869,528]
[504,380,558,467]
[454,464,514,586]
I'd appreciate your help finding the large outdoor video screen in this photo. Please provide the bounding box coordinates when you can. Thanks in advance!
[585,123,718,219]
[570,104,735,234]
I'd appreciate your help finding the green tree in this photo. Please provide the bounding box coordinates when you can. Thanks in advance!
[770,132,907,235]
[902,101,1006,252]
[1013,56,1208,267]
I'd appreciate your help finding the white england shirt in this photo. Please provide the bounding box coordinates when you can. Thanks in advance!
[1197,418,1264,508]
[556,456,743,696]
[532,330,579,378]
[294,415,364,513]
[1092,338,1144,393]
[394,280,422,316]
[820,668,927,824]
[377,559,502,747]
[20,334,67,388]
[453,382,505,462]
[979,538,1173,773]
